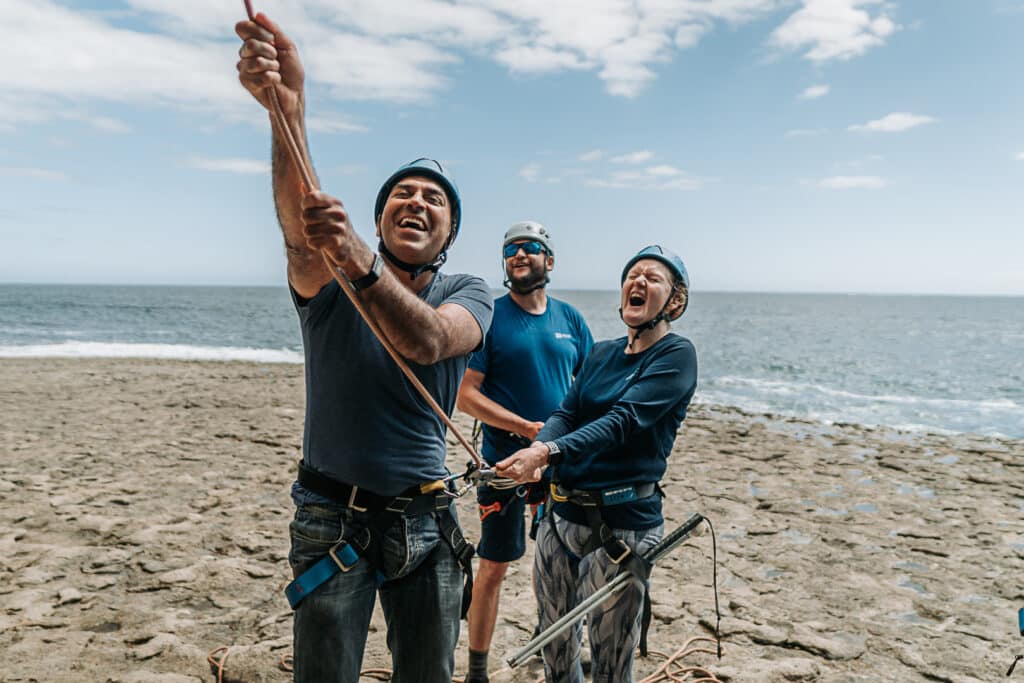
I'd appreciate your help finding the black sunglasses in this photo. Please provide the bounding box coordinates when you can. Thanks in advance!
[503,241,546,258]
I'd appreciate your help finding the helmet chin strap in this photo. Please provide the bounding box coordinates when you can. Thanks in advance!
[503,273,549,295]
[620,299,673,350]
[378,240,447,280]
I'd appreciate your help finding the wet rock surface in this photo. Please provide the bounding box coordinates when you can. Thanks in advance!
[1,358,1020,682]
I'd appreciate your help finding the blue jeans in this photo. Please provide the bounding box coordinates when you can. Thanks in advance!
[288,486,463,683]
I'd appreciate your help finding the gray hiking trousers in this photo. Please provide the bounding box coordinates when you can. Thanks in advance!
[532,513,663,683]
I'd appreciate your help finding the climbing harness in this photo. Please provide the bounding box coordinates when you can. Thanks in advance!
[506,512,722,668]
[284,463,476,618]
[546,479,662,653]
[548,480,660,563]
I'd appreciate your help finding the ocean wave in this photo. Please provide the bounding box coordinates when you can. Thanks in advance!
[0,341,303,363]
[710,375,1021,412]
[697,391,1019,438]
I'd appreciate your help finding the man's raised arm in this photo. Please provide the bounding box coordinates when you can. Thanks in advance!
[236,14,330,298]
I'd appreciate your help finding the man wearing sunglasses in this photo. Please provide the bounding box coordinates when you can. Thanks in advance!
[457,221,593,683]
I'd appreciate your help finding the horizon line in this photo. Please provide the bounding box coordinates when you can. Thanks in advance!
[1,281,1022,299]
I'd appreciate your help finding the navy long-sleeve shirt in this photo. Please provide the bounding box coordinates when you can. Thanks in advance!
[537,333,697,529]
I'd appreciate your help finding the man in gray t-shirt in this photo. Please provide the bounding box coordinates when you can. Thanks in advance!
[237,14,493,683]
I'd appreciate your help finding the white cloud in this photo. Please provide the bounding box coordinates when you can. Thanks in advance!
[798,84,829,99]
[2,0,251,129]
[187,157,270,174]
[85,116,132,133]
[611,150,654,164]
[771,0,898,62]
[646,164,683,177]
[0,165,68,181]
[586,164,702,190]
[494,45,588,74]
[526,152,699,190]
[0,0,787,132]
[817,175,886,189]
[674,23,706,49]
[994,1,1024,15]
[834,154,884,170]
[306,116,368,134]
[849,112,935,133]
[308,34,458,103]
[785,128,827,137]
[1016,152,1024,161]
[519,163,542,182]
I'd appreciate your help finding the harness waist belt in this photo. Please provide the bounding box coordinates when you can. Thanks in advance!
[288,462,476,616]
[550,481,658,507]
[298,461,449,515]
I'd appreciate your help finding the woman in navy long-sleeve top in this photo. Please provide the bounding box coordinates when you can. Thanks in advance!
[497,245,697,683]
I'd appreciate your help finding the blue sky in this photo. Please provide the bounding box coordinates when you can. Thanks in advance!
[1,0,1022,295]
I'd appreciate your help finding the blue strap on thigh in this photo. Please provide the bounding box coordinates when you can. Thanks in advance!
[286,541,360,609]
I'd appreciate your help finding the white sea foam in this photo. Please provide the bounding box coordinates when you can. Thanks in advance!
[699,376,1024,438]
[711,375,1021,412]
[0,341,303,363]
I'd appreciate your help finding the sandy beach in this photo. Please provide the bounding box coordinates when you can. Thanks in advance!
[1,358,1021,682]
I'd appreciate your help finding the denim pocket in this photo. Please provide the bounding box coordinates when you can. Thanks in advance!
[288,504,346,575]
[384,512,442,581]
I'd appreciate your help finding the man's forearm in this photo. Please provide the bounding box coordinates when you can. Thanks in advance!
[357,269,469,364]
[270,112,329,290]
[458,388,535,437]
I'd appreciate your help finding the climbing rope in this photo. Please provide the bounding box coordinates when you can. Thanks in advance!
[206,646,231,683]
[638,638,724,683]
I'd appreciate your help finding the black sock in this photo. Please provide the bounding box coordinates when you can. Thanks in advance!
[468,648,489,680]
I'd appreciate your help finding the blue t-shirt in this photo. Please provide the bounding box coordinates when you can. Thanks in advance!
[291,273,493,496]
[468,294,593,464]
[537,333,698,530]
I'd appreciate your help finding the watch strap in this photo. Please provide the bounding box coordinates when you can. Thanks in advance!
[544,441,563,467]
[349,253,383,292]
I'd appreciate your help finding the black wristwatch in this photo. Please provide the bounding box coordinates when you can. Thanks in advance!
[543,440,563,467]
[348,253,384,292]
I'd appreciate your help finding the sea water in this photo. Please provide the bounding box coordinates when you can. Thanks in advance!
[1,285,1021,439]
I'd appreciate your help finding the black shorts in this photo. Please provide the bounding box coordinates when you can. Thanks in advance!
[475,483,546,562]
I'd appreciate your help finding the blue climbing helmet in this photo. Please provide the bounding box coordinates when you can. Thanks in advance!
[375,158,461,240]
[373,158,462,278]
[620,245,689,290]
[620,245,690,321]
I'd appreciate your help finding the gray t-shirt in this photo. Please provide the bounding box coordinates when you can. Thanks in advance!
[292,272,493,495]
